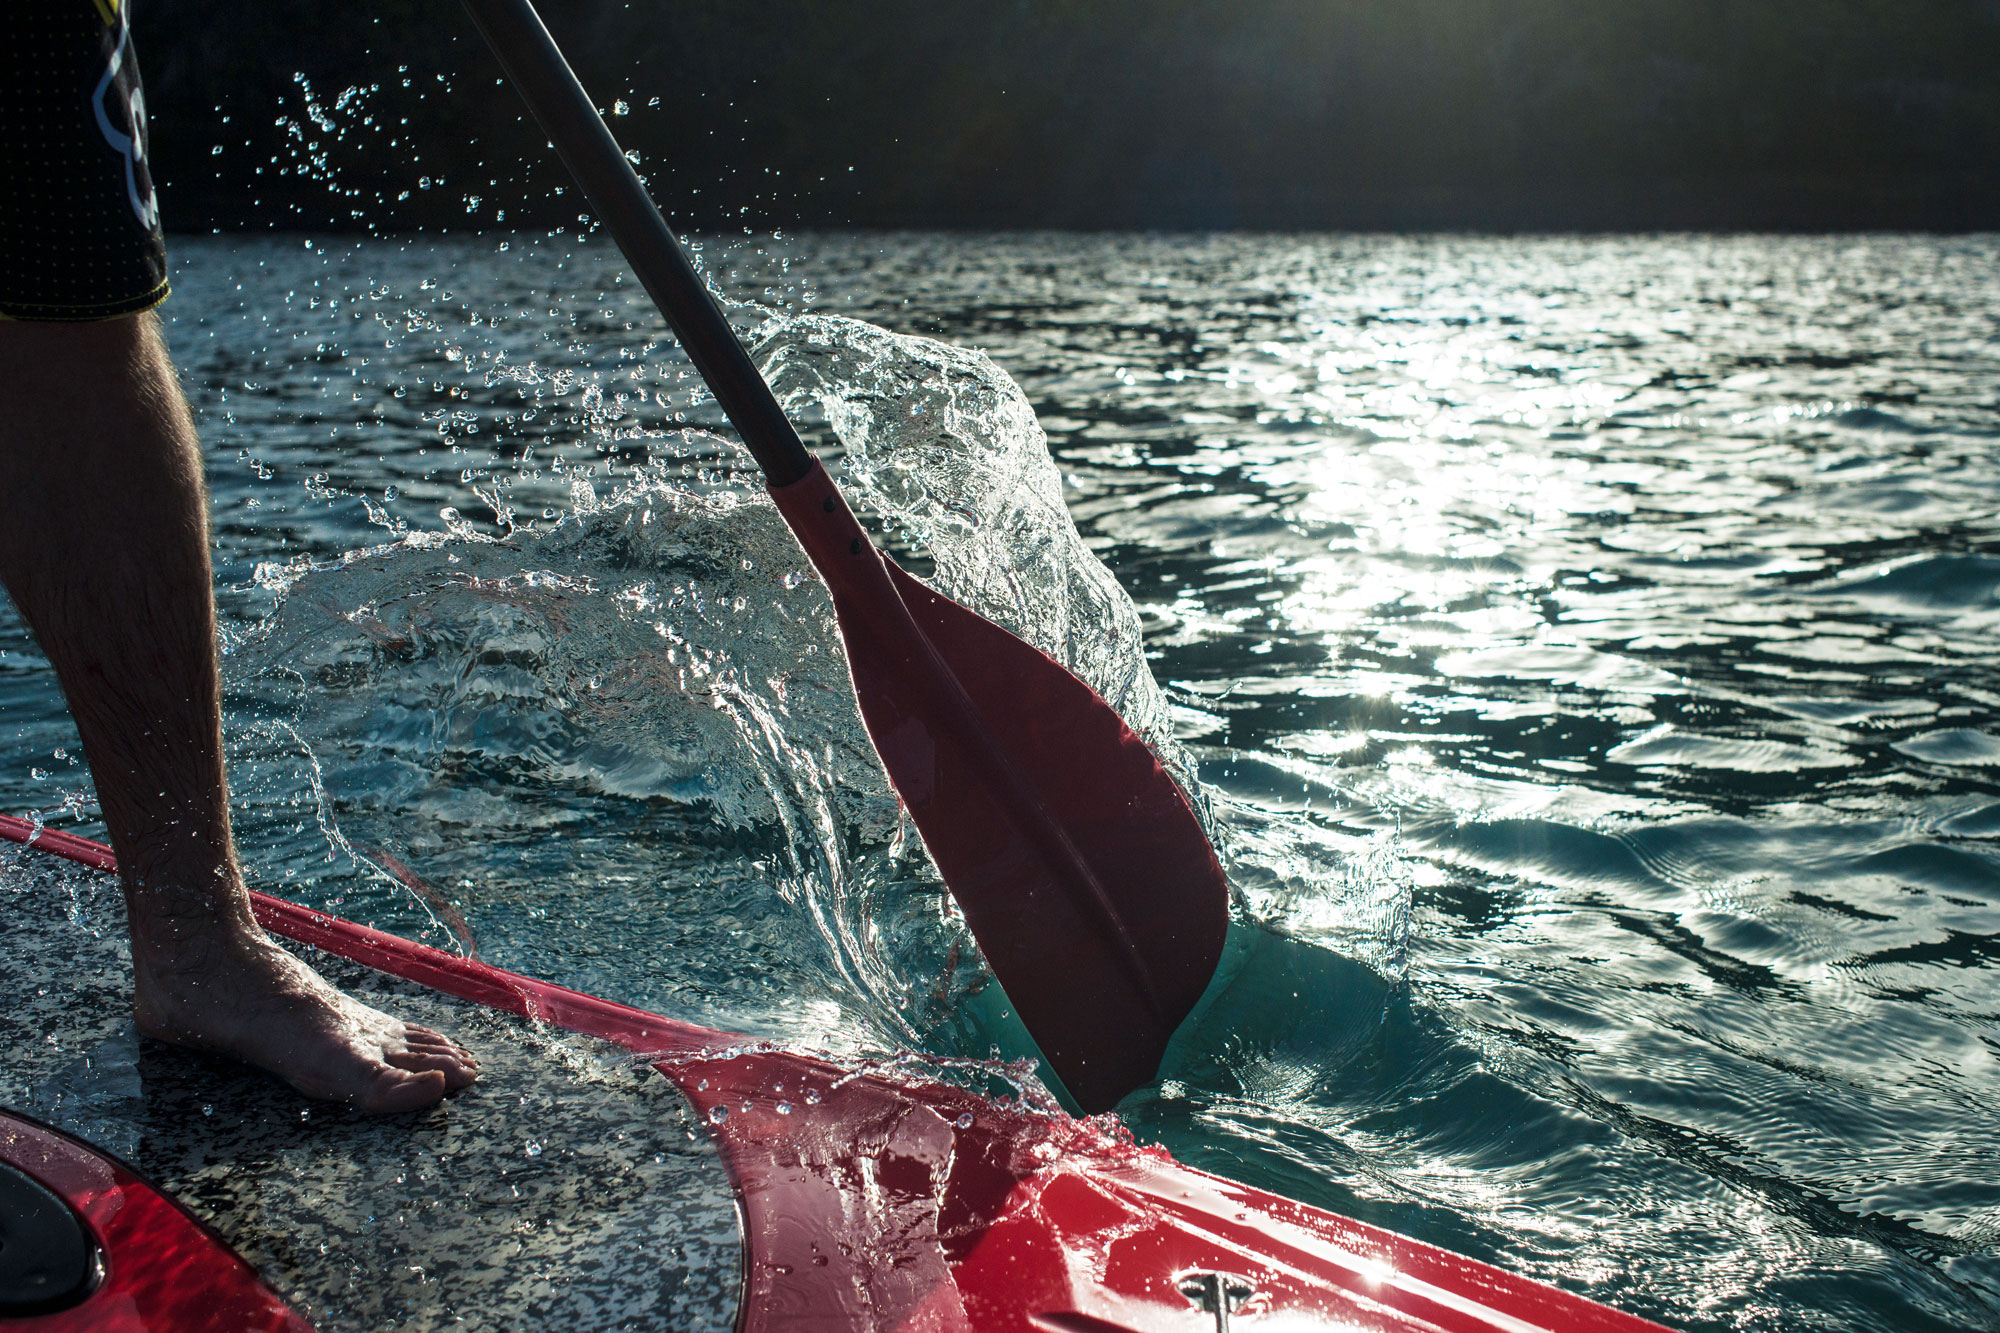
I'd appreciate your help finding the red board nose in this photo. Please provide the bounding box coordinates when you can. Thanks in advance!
[0,1112,315,1333]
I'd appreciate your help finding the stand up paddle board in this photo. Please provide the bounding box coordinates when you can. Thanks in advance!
[1,814,1673,1332]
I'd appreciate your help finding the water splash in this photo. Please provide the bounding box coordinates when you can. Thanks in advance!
[223,309,1410,1071]
[757,315,1184,776]
[228,475,913,1025]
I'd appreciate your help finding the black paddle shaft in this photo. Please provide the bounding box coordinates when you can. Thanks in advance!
[459,0,814,487]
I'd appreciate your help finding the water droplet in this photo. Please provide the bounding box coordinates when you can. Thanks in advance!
[612,100,630,116]
[201,1103,214,1116]
[775,1101,793,1116]
[956,1112,974,1129]
[708,1104,729,1124]
[804,1088,822,1105]
[524,1141,543,1157]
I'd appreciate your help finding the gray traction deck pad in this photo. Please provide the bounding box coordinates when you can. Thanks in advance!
[0,844,742,1332]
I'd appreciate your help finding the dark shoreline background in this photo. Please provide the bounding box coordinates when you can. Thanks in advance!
[135,0,2000,234]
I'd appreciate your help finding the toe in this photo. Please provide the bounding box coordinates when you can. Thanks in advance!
[408,1024,478,1056]
[388,1047,480,1090]
[353,1066,449,1114]
[406,1040,478,1075]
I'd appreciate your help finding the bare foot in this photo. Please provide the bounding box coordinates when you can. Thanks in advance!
[133,928,479,1113]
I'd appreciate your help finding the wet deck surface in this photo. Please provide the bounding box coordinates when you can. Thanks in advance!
[0,844,742,1331]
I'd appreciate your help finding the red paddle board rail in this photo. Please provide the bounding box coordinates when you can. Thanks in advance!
[1,814,1675,1332]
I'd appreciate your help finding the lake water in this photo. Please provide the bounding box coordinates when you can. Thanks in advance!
[3,231,1999,1332]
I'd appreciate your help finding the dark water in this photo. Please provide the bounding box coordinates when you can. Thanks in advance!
[3,232,1999,1331]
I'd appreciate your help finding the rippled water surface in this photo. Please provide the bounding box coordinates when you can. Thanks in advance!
[4,232,1999,1331]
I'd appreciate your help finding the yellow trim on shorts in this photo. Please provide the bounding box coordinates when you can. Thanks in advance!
[90,0,122,28]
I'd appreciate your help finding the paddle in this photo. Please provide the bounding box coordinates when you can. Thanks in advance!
[455,0,1227,1113]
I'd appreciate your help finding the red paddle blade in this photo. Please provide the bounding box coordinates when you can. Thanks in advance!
[770,461,1229,1114]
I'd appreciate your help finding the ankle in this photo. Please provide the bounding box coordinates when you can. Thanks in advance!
[127,892,266,979]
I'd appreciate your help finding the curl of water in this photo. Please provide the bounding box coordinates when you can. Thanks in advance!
[227,471,927,1034]
[756,314,1182,773]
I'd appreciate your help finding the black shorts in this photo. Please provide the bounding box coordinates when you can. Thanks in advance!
[0,1,169,321]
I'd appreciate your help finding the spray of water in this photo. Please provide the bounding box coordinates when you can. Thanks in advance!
[223,309,1410,1064]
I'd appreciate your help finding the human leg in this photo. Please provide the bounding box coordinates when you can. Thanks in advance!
[0,311,476,1112]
